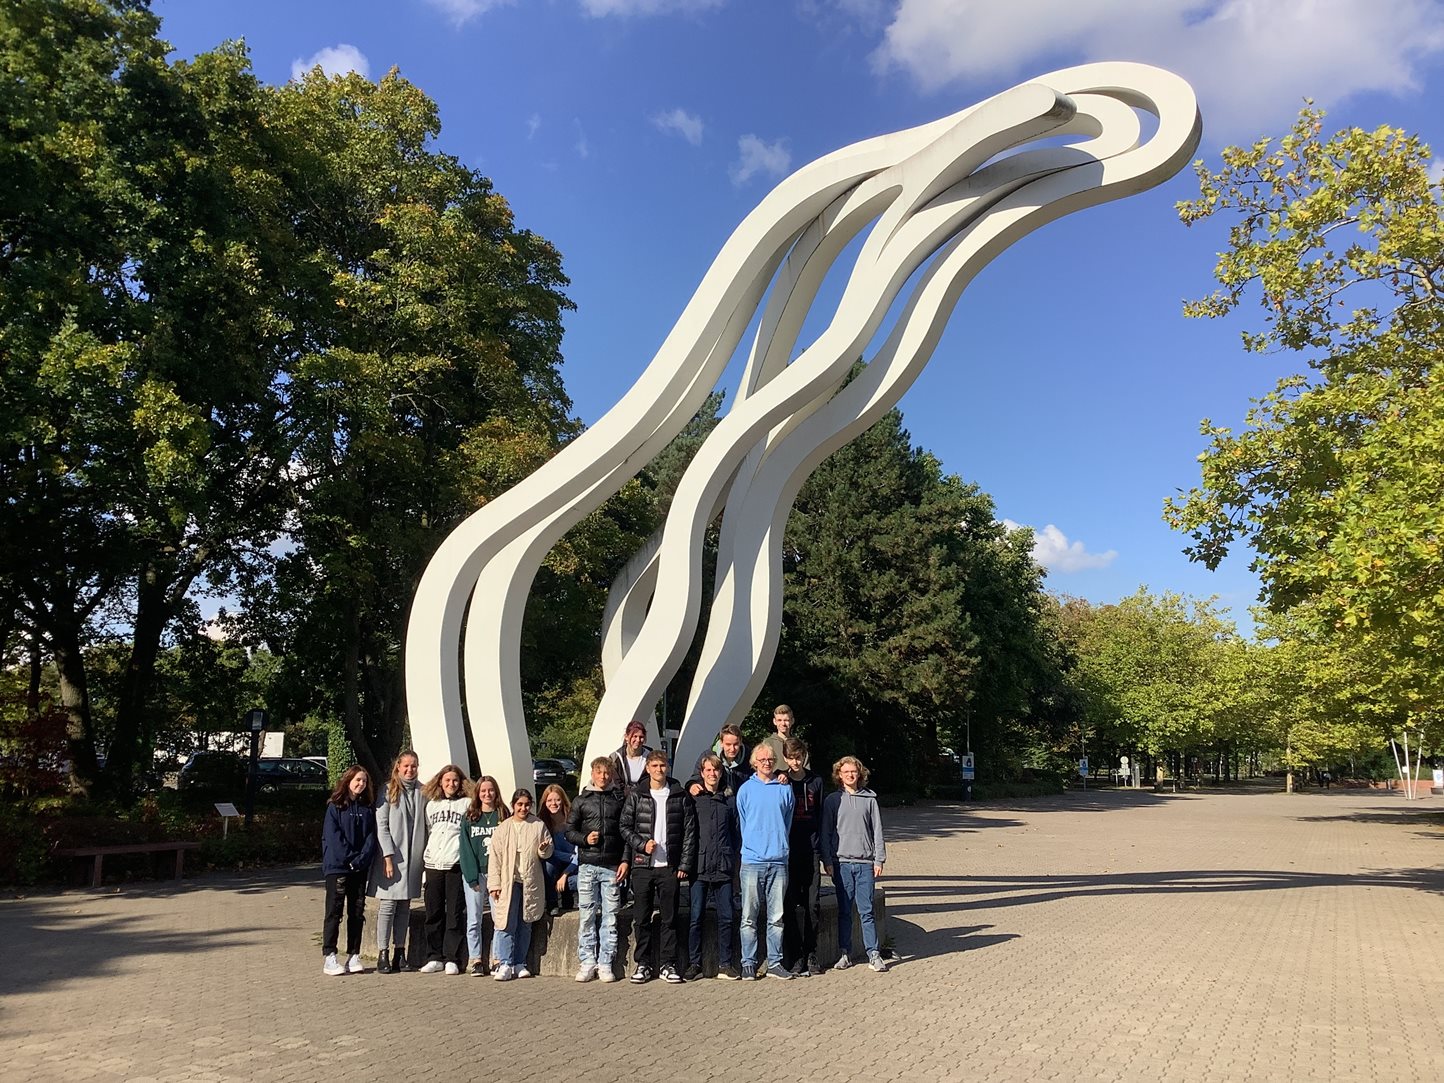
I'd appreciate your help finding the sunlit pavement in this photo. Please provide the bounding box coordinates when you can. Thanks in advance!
[3,784,1441,1082]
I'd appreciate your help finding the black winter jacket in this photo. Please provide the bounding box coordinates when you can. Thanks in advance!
[608,743,654,800]
[687,783,739,883]
[787,769,824,860]
[564,786,627,867]
[619,779,697,877]
[694,747,752,798]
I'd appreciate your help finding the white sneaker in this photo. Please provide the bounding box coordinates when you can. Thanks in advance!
[444,961,460,976]
[599,965,619,983]
[492,964,514,981]
[867,952,889,973]
[514,965,532,979]
[575,964,598,982]
[833,953,853,970]
[345,954,365,974]
[323,953,345,976]
[418,960,445,974]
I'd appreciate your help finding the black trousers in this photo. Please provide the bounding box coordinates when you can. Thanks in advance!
[322,872,366,955]
[631,865,683,970]
[782,851,819,968]
[423,864,466,965]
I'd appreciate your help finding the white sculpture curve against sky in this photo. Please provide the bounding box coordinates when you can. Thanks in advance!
[404,62,1201,796]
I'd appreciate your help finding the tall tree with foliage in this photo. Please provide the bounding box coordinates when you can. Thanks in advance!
[1166,108,1444,732]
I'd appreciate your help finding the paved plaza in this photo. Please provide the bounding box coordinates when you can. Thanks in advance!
[3,785,1441,1082]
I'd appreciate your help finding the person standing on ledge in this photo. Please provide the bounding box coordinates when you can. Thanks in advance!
[608,720,652,800]
[735,744,794,980]
[687,723,751,798]
[566,757,629,983]
[760,704,806,779]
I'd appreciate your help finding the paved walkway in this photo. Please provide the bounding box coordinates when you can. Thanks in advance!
[3,786,1441,1082]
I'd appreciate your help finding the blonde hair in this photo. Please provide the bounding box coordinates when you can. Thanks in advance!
[385,751,419,806]
[421,764,469,801]
[831,755,870,790]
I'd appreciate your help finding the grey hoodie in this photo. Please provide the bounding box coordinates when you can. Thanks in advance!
[820,787,886,866]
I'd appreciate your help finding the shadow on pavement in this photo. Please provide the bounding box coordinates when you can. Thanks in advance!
[0,902,252,1000]
[882,866,1444,918]
[887,915,1019,963]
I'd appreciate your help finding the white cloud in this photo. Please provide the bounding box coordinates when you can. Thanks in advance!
[581,0,724,15]
[527,113,542,139]
[574,118,590,159]
[730,134,791,185]
[290,44,370,81]
[871,0,1444,137]
[1429,159,1444,186]
[424,0,515,25]
[652,107,704,145]
[1002,519,1117,573]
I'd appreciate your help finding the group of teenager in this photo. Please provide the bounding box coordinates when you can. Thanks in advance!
[320,704,888,982]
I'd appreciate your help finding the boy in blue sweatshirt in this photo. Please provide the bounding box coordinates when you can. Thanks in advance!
[734,744,794,980]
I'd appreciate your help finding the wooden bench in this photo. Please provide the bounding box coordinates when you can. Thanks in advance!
[58,841,200,887]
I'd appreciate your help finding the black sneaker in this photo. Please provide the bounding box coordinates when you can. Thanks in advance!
[740,963,757,981]
[630,965,653,984]
[661,965,684,984]
[717,964,742,981]
[684,963,703,982]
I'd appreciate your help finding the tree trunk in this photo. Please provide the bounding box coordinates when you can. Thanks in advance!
[50,619,98,796]
[341,608,382,781]
[105,568,174,797]
[27,632,42,717]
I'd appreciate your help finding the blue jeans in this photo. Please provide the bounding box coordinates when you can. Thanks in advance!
[576,863,622,967]
[491,888,532,967]
[543,855,578,909]
[462,879,492,960]
[689,879,734,969]
[739,862,787,969]
[833,861,878,956]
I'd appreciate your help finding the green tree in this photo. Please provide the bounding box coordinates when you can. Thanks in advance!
[1167,107,1444,729]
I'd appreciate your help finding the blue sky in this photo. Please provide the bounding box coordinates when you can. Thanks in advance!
[155,0,1444,637]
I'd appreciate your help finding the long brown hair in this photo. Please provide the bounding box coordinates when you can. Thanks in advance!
[421,764,469,801]
[466,775,509,822]
[537,783,571,830]
[385,751,419,806]
[329,765,374,808]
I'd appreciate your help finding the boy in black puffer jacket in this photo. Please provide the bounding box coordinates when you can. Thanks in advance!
[782,737,824,976]
[620,750,698,984]
[565,758,630,983]
[686,753,742,980]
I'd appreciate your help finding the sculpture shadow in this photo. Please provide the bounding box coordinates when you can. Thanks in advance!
[881,866,1444,919]
[0,900,251,1000]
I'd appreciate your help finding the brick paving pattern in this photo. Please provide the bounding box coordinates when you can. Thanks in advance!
[3,785,1441,1082]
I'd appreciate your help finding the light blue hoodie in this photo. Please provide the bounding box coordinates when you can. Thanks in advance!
[735,774,794,863]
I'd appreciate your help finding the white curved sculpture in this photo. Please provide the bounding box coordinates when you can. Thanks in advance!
[405,63,1201,795]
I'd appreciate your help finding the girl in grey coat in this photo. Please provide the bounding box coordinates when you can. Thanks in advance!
[370,751,427,972]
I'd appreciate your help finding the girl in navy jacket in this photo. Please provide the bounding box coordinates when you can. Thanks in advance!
[322,765,377,976]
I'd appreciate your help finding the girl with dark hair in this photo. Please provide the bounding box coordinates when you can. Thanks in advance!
[418,764,470,975]
[322,766,377,976]
[538,784,578,915]
[369,751,425,973]
[486,788,552,980]
[459,775,507,975]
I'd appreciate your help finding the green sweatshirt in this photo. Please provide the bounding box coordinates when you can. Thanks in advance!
[458,809,500,888]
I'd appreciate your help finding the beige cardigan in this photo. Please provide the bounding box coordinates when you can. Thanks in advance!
[486,815,553,924]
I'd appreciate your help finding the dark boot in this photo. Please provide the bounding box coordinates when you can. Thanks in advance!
[376,949,392,974]
[393,947,409,972]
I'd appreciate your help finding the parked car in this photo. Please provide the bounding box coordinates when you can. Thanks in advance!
[177,751,246,793]
[553,756,579,777]
[256,757,329,794]
[532,759,569,789]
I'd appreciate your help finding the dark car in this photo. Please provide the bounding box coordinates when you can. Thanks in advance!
[532,759,569,789]
[256,757,329,794]
[178,751,247,793]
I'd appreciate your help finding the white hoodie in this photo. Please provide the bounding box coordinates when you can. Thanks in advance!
[422,795,469,870]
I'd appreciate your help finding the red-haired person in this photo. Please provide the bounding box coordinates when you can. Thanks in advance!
[322,766,377,976]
